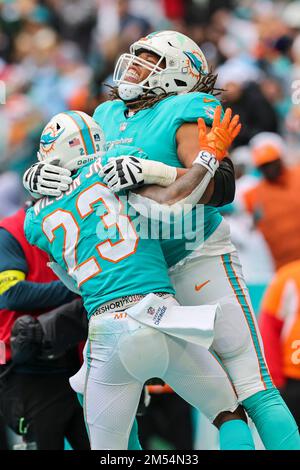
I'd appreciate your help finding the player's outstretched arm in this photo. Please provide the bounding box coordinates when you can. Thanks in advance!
[130,107,241,208]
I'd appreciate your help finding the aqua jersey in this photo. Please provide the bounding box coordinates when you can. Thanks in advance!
[93,92,223,267]
[24,146,174,318]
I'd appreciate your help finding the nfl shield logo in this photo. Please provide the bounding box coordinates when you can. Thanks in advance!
[147,307,155,316]
[120,122,127,132]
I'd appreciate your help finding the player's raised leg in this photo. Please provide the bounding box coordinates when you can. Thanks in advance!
[162,334,255,450]
[170,251,300,450]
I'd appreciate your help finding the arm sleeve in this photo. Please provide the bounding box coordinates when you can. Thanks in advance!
[207,158,236,207]
[0,227,75,311]
[0,229,28,273]
[1,280,76,312]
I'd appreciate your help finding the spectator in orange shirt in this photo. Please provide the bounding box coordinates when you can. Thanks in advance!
[243,133,300,269]
[259,260,300,427]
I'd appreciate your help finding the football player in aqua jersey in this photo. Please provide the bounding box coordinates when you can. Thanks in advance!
[91,31,300,450]
[23,30,300,449]
[24,109,257,450]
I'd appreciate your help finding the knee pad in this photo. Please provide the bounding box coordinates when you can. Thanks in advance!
[212,300,251,358]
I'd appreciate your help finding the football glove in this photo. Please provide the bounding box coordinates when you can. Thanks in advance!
[101,156,144,192]
[198,105,241,161]
[23,159,72,198]
[101,156,177,192]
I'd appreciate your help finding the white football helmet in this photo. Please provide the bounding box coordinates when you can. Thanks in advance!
[38,110,105,171]
[113,30,209,101]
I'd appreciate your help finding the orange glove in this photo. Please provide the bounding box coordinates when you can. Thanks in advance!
[198,106,241,161]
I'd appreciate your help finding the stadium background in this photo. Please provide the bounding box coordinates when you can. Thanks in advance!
[1,0,300,450]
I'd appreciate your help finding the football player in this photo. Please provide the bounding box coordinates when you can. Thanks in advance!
[24,109,256,450]
[23,31,300,449]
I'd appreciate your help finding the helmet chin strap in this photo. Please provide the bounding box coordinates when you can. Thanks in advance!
[118,83,143,101]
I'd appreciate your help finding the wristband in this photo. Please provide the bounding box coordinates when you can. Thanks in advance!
[193,150,219,176]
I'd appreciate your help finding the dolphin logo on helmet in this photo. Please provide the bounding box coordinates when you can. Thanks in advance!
[183,51,204,75]
[40,125,65,156]
[40,127,65,147]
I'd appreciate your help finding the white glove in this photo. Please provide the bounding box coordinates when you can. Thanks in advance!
[23,160,72,198]
[100,156,177,192]
[100,156,144,192]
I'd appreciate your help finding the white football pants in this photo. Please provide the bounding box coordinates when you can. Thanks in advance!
[70,296,239,450]
[169,251,274,402]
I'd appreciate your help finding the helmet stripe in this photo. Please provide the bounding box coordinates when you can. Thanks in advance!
[73,111,96,153]
[62,112,88,155]
[65,111,95,155]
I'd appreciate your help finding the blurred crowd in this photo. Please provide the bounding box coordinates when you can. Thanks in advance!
[0,0,299,225]
[0,1,299,178]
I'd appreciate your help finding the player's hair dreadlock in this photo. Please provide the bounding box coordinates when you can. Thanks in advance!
[105,70,222,112]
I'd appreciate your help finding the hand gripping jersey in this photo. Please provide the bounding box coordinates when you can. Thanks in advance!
[24,146,174,318]
[93,92,223,267]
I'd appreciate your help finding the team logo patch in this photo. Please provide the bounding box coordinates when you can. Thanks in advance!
[40,123,65,156]
[94,133,101,142]
[183,50,205,78]
[120,122,127,132]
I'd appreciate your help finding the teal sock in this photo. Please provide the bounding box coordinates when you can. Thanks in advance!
[128,418,142,450]
[243,388,300,450]
[219,420,255,450]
